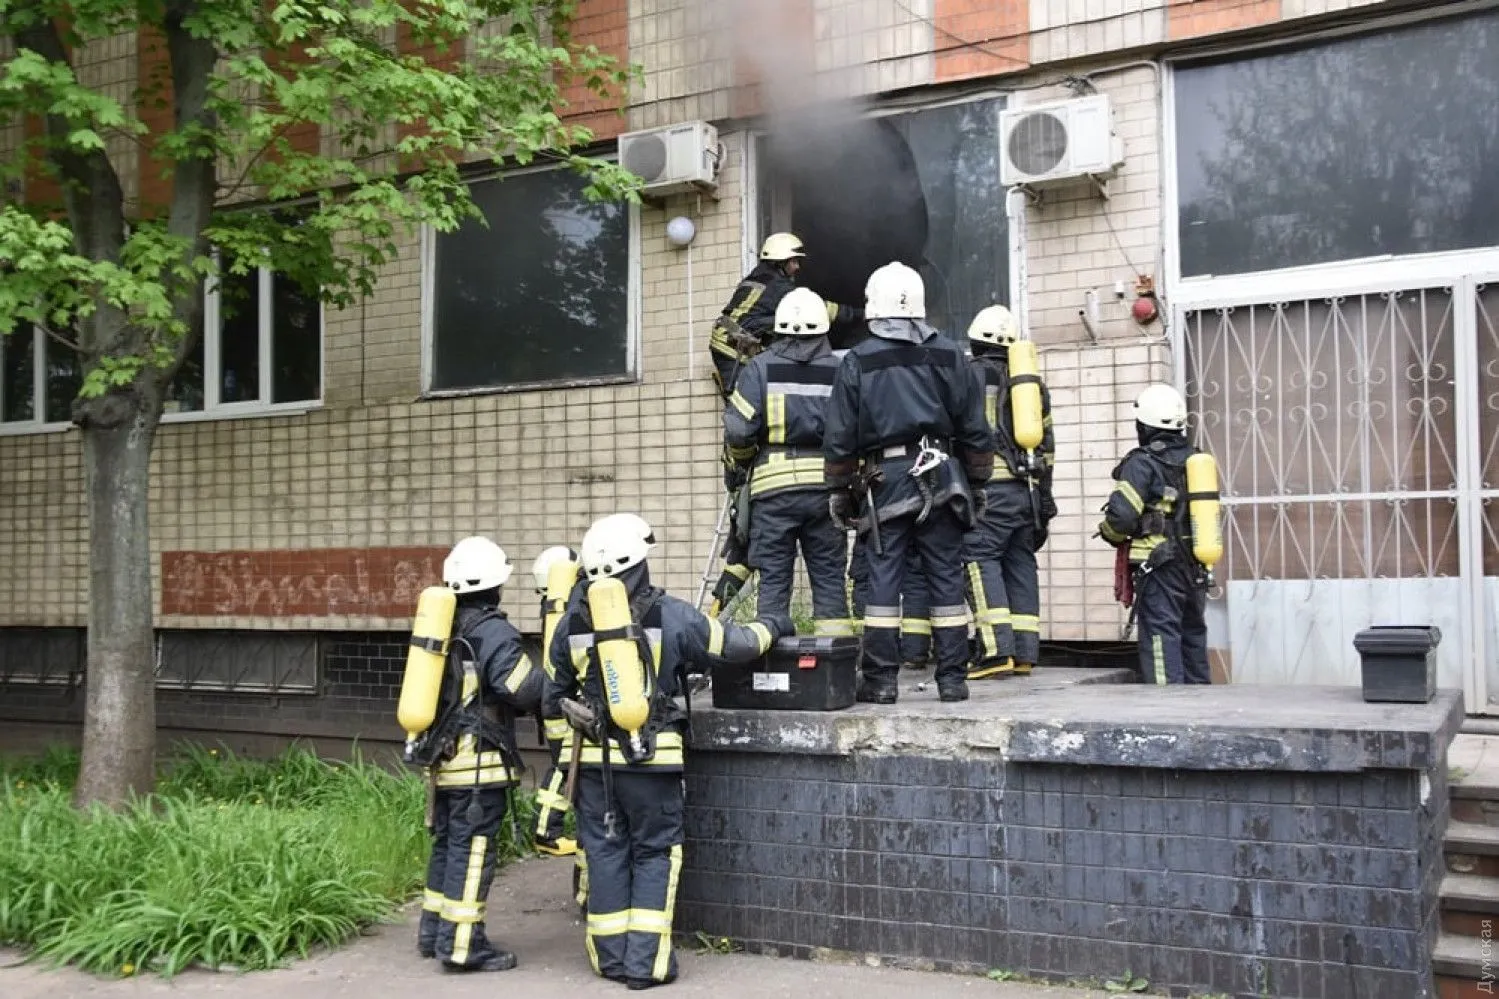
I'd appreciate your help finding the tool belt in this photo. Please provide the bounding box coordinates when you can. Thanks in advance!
[712,314,763,355]
[411,705,521,773]
[863,438,954,464]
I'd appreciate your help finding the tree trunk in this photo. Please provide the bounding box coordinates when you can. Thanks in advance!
[74,396,161,808]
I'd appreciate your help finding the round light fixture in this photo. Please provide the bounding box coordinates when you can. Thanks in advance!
[666,216,696,248]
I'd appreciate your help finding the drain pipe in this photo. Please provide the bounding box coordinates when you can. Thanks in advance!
[1007,187,1028,337]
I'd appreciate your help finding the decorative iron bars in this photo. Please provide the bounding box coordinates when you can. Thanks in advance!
[155,630,318,693]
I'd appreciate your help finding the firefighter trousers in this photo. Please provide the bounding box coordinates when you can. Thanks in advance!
[534,726,571,845]
[748,489,853,636]
[577,768,684,986]
[850,537,932,663]
[418,786,512,968]
[861,509,970,686]
[1134,557,1211,685]
[964,483,1041,670]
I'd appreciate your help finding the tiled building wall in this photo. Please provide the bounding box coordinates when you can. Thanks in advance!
[0,0,1421,645]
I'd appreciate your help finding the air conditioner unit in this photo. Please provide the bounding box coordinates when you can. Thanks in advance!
[618,121,721,198]
[999,95,1125,189]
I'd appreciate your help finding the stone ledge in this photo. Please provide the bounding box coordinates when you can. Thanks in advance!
[690,678,1463,774]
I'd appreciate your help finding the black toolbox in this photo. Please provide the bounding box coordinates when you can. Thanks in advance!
[711,635,860,711]
[1352,625,1441,703]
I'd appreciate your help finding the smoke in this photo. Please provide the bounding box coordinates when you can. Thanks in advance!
[688,0,935,309]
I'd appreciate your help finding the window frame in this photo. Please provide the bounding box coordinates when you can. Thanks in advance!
[743,87,1014,311]
[1162,0,1499,297]
[418,156,643,398]
[0,272,325,437]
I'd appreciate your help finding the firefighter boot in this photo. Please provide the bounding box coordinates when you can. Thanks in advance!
[856,668,899,704]
[935,662,970,702]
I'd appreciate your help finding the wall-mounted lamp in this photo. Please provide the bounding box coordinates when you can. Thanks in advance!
[666,216,696,248]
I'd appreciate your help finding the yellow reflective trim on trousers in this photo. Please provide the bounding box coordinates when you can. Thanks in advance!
[1115,480,1145,513]
[1012,613,1041,634]
[707,618,725,656]
[544,717,571,741]
[900,618,932,636]
[1152,635,1167,685]
[450,834,488,964]
[865,615,900,630]
[588,910,630,936]
[423,888,444,913]
[628,908,673,934]
[767,393,787,445]
[724,563,752,582]
[535,766,570,829]
[814,618,857,637]
[748,622,773,653]
[967,563,1000,659]
[505,652,535,695]
[442,900,484,923]
[575,850,589,907]
[932,612,970,629]
[728,390,755,420]
[656,844,684,981]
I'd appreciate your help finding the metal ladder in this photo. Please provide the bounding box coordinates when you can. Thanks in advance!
[693,492,760,621]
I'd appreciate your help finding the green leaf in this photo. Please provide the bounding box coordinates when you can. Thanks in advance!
[986,968,1015,981]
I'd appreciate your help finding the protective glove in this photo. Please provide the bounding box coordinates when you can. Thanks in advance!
[1040,490,1058,523]
[724,465,748,492]
[1033,525,1049,552]
[828,489,858,530]
[756,612,796,643]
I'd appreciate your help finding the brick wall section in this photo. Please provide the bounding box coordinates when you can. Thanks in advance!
[680,751,1447,998]
[1168,0,1282,39]
[934,0,1028,82]
[136,26,174,212]
[560,0,629,139]
[160,547,447,617]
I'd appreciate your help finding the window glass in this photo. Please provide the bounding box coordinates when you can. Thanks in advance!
[3,326,35,423]
[218,269,261,404]
[1175,10,1499,277]
[431,168,631,391]
[165,336,204,414]
[271,273,321,404]
[43,331,81,424]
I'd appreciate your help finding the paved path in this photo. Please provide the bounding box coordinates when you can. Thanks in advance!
[1,855,1105,999]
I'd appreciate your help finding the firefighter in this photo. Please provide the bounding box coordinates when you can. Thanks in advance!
[545,513,792,989]
[417,536,541,973]
[710,232,860,399]
[1098,384,1211,685]
[963,305,1056,679]
[530,546,578,857]
[723,287,854,636]
[848,539,928,664]
[824,262,995,704]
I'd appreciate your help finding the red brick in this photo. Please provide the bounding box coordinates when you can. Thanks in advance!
[558,0,628,138]
[136,26,173,215]
[933,0,1029,83]
[1167,0,1281,40]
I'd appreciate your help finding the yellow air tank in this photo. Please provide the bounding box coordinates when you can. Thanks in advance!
[1186,452,1223,579]
[397,585,457,758]
[588,576,652,755]
[542,558,580,675]
[1008,340,1045,453]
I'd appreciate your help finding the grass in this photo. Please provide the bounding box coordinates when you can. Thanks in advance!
[0,744,538,978]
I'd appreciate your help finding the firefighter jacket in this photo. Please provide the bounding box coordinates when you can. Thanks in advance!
[972,351,1057,506]
[711,263,858,392]
[723,336,841,499]
[543,582,779,774]
[1099,428,1199,565]
[431,604,543,790]
[823,319,995,527]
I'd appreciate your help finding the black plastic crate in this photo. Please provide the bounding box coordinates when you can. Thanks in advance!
[1352,625,1441,704]
[711,636,860,711]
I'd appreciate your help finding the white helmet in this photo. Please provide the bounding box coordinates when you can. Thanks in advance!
[443,536,513,594]
[774,287,831,337]
[864,262,925,320]
[1134,384,1188,431]
[967,304,1020,347]
[579,513,657,580]
[760,232,806,262]
[531,545,578,592]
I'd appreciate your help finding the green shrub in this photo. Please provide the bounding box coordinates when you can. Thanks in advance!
[0,745,537,978]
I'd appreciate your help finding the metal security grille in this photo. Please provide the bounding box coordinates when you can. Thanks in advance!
[155,630,318,693]
[1185,288,1461,583]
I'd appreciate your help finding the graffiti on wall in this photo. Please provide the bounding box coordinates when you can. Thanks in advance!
[161,547,447,618]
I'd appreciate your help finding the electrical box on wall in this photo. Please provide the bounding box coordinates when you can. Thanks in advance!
[618,121,721,198]
[999,94,1125,189]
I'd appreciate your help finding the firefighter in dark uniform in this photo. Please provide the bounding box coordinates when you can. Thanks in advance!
[530,546,578,857]
[824,262,995,704]
[545,514,791,989]
[723,287,855,636]
[417,536,541,973]
[963,305,1056,679]
[848,541,930,667]
[710,232,860,399]
[1098,384,1211,685]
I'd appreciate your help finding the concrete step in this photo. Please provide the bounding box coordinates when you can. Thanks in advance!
[1434,933,1497,998]
[1442,873,1499,917]
[1448,821,1499,878]
[1451,795,1499,827]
